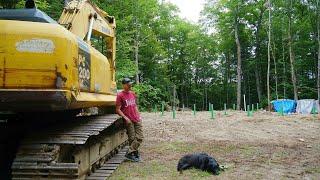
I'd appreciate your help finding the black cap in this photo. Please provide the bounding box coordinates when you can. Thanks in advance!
[122,78,133,85]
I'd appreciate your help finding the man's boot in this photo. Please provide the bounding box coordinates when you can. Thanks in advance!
[134,151,141,162]
[125,152,138,162]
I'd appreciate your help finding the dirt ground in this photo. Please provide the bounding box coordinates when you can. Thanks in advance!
[110,110,320,180]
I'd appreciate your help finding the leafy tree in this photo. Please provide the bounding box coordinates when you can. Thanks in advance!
[2,0,318,110]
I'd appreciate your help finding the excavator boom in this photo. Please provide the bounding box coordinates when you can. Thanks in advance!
[59,0,116,70]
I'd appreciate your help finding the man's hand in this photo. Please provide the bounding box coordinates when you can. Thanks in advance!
[116,105,132,124]
[124,116,132,124]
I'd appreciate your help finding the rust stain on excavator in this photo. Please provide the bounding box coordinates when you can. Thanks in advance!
[56,72,67,88]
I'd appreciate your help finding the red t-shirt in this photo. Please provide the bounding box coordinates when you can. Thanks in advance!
[116,90,141,123]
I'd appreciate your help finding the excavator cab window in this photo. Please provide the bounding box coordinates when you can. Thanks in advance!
[91,35,107,56]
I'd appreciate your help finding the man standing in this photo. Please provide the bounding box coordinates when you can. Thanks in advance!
[116,78,143,162]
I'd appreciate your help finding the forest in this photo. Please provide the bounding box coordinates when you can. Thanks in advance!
[1,0,319,111]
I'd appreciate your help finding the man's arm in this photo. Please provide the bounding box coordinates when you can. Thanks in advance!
[116,105,131,123]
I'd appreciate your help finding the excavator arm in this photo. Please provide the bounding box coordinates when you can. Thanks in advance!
[58,0,116,70]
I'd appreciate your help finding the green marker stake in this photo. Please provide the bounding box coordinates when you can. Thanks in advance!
[173,109,176,119]
[247,105,250,117]
[209,103,211,111]
[233,104,236,110]
[154,105,158,113]
[211,104,215,119]
[224,103,227,115]
[311,107,317,118]
[193,104,196,116]
[161,103,164,116]
[256,103,259,111]
[252,104,254,112]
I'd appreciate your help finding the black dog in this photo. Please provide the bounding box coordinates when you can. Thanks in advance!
[177,153,221,175]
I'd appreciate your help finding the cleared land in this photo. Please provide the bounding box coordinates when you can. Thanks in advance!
[109,111,320,180]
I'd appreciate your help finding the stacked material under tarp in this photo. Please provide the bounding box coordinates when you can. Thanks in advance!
[296,99,318,114]
[272,99,296,114]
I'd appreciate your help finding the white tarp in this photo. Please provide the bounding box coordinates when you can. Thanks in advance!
[296,99,315,114]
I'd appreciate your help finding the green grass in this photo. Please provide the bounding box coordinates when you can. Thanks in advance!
[109,141,318,179]
[109,141,237,179]
[153,141,195,153]
[305,166,320,174]
[109,159,214,180]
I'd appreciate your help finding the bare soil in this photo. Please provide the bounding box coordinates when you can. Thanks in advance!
[110,111,320,180]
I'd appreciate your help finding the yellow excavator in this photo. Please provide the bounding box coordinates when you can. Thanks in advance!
[0,0,127,179]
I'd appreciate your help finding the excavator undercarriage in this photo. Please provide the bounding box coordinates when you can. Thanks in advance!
[1,113,128,179]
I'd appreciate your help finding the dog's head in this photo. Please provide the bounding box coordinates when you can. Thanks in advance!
[207,159,220,175]
[177,155,189,172]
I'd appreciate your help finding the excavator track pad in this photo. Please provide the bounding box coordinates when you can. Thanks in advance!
[10,114,128,179]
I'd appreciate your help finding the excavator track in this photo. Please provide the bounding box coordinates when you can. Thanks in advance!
[10,114,128,179]
[86,146,128,180]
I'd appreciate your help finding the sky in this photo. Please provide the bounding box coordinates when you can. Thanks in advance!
[166,0,205,23]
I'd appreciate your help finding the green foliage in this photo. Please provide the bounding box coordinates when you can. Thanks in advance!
[202,0,318,109]
[132,83,162,111]
[0,0,20,8]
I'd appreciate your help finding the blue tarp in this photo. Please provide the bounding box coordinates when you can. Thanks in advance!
[272,99,296,113]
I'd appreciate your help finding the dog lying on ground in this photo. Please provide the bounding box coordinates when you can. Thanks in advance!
[177,153,222,175]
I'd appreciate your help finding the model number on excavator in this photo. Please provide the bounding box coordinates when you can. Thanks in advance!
[78,50,91,91]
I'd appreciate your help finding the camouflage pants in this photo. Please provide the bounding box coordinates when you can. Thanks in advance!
[125,121,143,154]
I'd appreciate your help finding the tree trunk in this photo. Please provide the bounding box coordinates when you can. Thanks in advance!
[254,66,262,102]
[272,41,279,100]
[254,5,265,103]
[134,1,140,84]
[282,33,286,99]
[267,0,271,111]
[134,37,140,84]
[234,6,242,110]
[226,52,230,105]
[317,0,320,104]
[173,85,176,110]
[288,0,298,101]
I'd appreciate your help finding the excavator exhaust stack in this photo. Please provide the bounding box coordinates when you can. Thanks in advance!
[25,0,36,9]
